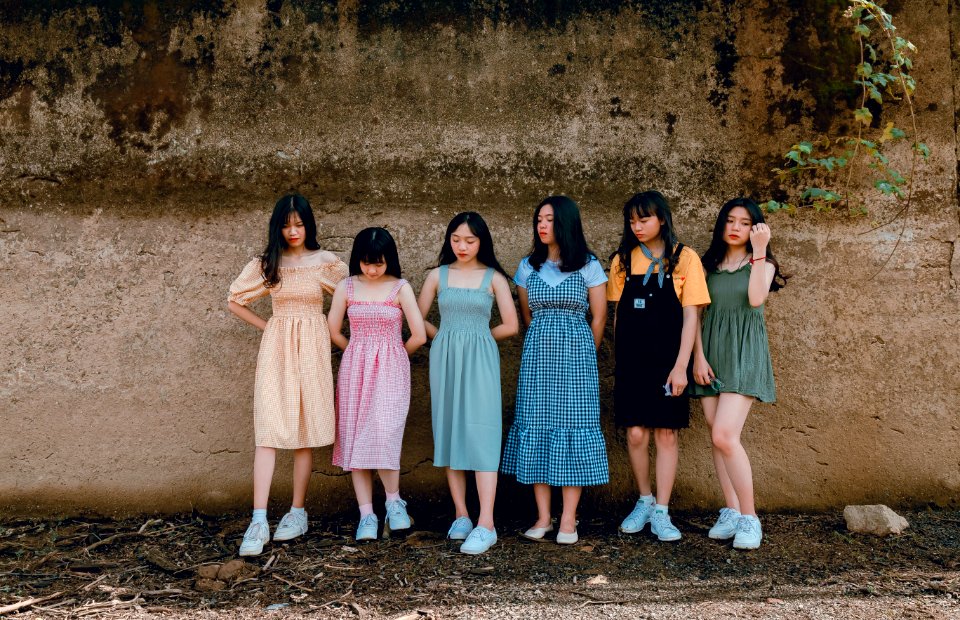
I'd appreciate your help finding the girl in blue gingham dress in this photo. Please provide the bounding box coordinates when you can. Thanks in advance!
[501,196,608,545]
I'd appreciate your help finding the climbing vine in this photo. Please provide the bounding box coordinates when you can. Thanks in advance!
[764,0,928,225]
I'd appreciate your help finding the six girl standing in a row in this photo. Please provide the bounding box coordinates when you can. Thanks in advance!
[228,191,786,557]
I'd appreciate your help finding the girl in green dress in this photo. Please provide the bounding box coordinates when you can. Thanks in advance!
[691,197,787,550]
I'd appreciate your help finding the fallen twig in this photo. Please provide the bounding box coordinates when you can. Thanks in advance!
[0,590,65,615]
[273,573,313,592]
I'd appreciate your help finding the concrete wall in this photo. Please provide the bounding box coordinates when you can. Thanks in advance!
[1,0,958,516]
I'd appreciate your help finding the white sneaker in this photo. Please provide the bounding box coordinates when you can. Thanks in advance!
[239,520,270,556]
[649,508,682,542]
[620,497,655,534]
[273,510,308,542]
[733,514,762,550]
[708,507,741,540]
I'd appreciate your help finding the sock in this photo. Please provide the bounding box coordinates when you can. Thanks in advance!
[252,508,267,524]
[289,506,306,517]
[385,490,401,502]
[359,503,374,518]
[655,504,669,513]
[640,494,655,504]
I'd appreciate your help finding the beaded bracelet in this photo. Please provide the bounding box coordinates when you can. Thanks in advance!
[749,255,766,264]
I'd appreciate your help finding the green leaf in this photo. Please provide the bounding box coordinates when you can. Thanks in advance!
[880,122,905,142]
[865,43,878,62]
[786,150,804,165]
[869,86,882,103]
[857,62,873,77]
[855,23,871,37]
[797,141,813,154]
[854,107,873,125]
[914,142,931,159]
[762,200,781,212]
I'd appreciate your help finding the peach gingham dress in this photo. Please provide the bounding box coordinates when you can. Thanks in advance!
[229,257,349,449]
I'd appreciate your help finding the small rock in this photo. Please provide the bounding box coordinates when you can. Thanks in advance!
[217,558,255,581]
[586,574,608,585]
[195,564,221,580]
[580,545,595,553]
[194,577,226,592]
[843,504,909,535]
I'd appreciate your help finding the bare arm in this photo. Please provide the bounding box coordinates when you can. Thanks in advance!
[666,305,699,396]
[228,301,267,331]
[490,273,519,341]
[747,223,776,307]
[517,286,532,327]
[587,284,607,350]
[326,280,350,351]
[398,283,427,354]
[692,305,715,385]
[417,269,440,339]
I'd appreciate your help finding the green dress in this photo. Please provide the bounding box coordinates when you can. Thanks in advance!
[690,264,776,402]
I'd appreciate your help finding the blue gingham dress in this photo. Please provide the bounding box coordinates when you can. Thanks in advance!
[501,269,609,486]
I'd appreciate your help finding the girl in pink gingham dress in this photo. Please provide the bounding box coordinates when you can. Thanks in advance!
[328,228,426,541]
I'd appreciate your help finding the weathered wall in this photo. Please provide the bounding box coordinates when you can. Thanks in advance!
[1,0,958,516]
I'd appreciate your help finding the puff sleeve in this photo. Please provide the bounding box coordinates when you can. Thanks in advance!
[228,258,270,306]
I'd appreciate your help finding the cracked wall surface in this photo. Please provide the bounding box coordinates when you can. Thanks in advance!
[1,0,958,515]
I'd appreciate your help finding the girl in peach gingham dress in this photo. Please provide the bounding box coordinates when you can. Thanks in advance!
[228,194,348,556]
[328,227,426,542]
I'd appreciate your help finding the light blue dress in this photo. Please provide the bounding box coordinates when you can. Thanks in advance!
[430,265,502,471]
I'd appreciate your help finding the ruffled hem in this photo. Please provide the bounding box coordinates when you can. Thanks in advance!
[501,424,609,486]
[689,383,776,403]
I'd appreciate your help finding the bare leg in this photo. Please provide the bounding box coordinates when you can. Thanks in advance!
[531,483,551,529]
[653,428,679,506]
[446,469,469,519]
[712,393,756,515]
[253,446,277,509]
[475,471,497,530]
[351,470,374,506]
[559,486,581,533]
[702,396,740,511]
[291,448,312,508]
[378,469,400,495]
[625,426,652,495]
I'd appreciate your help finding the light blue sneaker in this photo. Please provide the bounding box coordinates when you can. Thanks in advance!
[620,497,655,534]
[733,514,762,550]
[708,507,741,541]
[446,516,474,541]
[460,526,497,555]
[650,507,682,542]
[238,520,270,556]
[273,510,308,541]
[356,514,379,541]
[385,499,412,531]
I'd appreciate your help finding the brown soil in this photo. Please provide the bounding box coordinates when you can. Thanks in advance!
[1,510,958,619]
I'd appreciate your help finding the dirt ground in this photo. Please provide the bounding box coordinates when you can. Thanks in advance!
[1,509,958,619]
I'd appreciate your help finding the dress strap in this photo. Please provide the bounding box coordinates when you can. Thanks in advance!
[346,275,355,302]
[439,264,449,291]
[479,268,495,292]
[387,278,407,304]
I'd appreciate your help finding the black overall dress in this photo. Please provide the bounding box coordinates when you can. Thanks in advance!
[613,244,690,430]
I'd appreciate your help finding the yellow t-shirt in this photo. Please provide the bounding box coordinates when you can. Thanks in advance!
[606,245,710,307]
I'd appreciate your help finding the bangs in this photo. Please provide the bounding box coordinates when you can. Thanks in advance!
[629,201,658,219]
[358,251,386,265]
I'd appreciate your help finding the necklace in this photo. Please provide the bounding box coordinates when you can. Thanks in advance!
[721,253,749,271]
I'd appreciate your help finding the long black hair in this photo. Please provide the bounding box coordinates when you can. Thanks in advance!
[349,227,402,278]
[611,190,680,276]
[528,195,595,272]
[260,193,320,288]
[701,197,787,292]
[436,211,509,277]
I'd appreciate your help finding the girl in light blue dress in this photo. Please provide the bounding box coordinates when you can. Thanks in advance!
[417,212,518,555]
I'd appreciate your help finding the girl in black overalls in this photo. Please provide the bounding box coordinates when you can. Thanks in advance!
[607,191,711,542]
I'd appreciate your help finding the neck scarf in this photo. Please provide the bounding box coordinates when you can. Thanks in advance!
[639,243,667,288]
